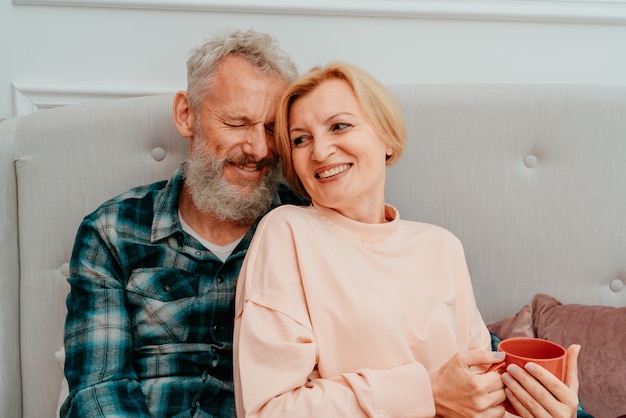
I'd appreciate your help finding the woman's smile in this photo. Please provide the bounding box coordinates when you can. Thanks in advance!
[315,163,352,179]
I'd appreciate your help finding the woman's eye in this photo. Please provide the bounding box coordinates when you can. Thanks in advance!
[331,122,350,132]
[292,136,308,148]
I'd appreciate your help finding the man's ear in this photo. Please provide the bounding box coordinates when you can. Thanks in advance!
[173,91,195,138]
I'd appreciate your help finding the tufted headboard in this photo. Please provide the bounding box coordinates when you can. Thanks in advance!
[1,85,625,418]
[386,85,626,323]
[0,95,189,418]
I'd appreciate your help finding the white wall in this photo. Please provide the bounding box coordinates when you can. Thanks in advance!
[2,0,626,119]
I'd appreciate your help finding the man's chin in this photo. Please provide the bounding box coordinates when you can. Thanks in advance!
[232,184,263,198]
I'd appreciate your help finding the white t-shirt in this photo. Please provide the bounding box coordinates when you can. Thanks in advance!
[178,211,242,262]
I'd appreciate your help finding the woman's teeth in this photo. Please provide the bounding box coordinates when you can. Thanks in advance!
[317,164,350,179]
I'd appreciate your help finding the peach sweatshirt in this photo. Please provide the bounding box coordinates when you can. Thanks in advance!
[234,203,491,417]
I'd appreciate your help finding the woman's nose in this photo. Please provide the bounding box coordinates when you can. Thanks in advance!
[311,136,335,162]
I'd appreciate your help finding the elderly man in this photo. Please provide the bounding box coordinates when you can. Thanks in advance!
[61,29,303,418]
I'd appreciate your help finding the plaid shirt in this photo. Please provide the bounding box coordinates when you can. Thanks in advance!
[61,164,304,418]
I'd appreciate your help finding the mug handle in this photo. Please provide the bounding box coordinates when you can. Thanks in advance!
[485,361,507,374]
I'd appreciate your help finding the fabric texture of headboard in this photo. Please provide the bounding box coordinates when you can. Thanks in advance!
[0,94,188,418]
[386,84,626,322]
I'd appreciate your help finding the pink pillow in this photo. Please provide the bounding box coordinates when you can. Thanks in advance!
[487,303,535,340]
[532,293,626,418]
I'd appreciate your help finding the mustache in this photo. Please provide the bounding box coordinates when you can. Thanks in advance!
[225,154,277,170]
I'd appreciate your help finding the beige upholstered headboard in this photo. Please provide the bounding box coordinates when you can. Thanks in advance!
[0,95,189,418]
[1,85,625,417]
[386,84,626,322]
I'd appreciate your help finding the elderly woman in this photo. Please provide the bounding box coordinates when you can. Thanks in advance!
[233,62,580,418]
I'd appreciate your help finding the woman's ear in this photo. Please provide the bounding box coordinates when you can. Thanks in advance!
[173,91,195,138]
[385,145,394,161]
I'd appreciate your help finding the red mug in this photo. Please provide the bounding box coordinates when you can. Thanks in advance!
[488,338,567,415]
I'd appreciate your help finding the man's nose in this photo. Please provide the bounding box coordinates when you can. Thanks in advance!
[242,124,270,160]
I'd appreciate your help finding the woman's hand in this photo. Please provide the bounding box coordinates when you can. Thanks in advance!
[430,350,507,418]
[502,344,581,418]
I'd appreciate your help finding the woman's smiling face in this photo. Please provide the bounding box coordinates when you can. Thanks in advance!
[288,78,389,223]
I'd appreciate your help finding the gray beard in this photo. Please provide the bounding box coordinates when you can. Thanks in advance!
[183,138,280,226]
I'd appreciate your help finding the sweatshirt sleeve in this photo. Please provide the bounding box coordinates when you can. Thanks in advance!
[234,209,437,418]
[449,235,492,353]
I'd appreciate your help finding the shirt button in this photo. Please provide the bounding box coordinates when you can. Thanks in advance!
[216,277,224,284]
[163,284,171,292]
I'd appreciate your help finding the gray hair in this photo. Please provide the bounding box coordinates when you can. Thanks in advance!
[186,28,298,111]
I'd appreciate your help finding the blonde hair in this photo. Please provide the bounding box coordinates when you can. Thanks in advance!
[275,62,407,199]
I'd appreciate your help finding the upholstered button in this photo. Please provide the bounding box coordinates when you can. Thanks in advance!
[524,154,538,168]
[610,279,624,293]
[151,147,166,161]
[60,263,70,277]
[163,284,171,292]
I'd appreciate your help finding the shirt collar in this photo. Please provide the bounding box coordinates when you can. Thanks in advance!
[151,163,185,243]
[149,162,304,248]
